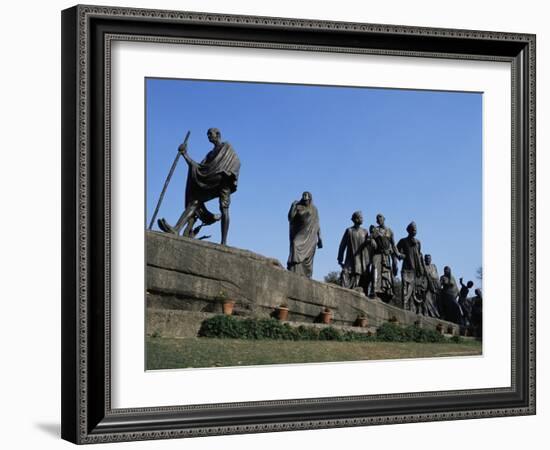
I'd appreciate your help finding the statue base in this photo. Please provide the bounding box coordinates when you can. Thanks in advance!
[146,231,459,334]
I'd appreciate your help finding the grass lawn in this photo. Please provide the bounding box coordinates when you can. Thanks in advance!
[146,337,482,370]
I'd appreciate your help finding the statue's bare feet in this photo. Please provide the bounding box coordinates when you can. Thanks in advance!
[157,218,177,234]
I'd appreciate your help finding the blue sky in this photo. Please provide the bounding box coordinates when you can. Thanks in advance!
[146,78,482,285]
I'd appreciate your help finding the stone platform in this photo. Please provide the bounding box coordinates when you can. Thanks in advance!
[146,231,459,335]
[146,310,378,339]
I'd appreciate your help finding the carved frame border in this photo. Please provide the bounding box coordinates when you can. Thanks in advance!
[61,4,536,444]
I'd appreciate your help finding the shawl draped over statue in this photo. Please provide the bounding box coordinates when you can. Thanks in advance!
[185,142,240,207]
[338,227,370,276]
[287,202,321,277]
[397,237,425,276]
[424,263,441,317]
[439,271,464,324]
[371,226,398,298]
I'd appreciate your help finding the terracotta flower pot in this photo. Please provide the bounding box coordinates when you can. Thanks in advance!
[321,310,332,324]
[276,306,289,321]
[222,300,235,316]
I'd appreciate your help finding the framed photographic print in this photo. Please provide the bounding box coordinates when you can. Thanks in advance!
[61,4,536,444]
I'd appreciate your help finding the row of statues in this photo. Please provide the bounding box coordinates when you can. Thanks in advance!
[286,193,481,325]
[154,128,480,327]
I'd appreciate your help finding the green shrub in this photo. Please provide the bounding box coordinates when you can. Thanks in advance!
[376,322,406,342]
[376,322,444,343]
[319,327,342,341]
[449,335,464,344]
[294,325,320,340]
[402,325,445,343]
[341,330,374,342]
[199,315,444,344]
[422,328,446,343]
[199,315,304,340]
[198,315,244,338]
[199,315,368,342]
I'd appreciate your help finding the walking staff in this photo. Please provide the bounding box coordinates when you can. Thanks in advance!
[148,131,191,230]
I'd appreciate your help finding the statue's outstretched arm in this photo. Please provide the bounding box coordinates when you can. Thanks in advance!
[179,143,199,168]
[392,232,404,259]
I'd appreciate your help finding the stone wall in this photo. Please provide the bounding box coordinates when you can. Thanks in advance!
[146,231,459,335]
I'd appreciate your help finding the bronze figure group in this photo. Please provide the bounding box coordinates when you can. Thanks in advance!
[333,211,481,324]
[154,128,480,326]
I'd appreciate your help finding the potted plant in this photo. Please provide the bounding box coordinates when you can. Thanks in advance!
[436,323,444,335]
[446,325,455,335]
[217,290,235,316]
[320,307,332,324]
[388,315,398,324]
[275,303,289,321]
[355,313,368,328]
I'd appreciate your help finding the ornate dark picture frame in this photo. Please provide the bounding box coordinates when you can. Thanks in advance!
[61,4,536,444]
